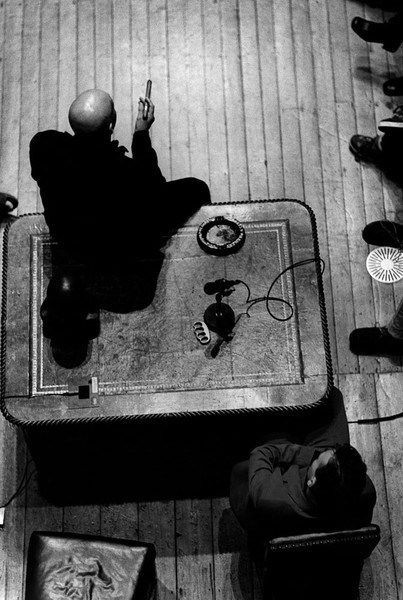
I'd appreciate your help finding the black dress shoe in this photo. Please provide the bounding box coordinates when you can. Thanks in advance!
[351,17,402,52]
[362,220,403,249]
[0,192,18,219]
[363,0,399,8]
[51,336,89,368]
[383,76,403,96]
[349,135,384,165]
[349,327,403,356]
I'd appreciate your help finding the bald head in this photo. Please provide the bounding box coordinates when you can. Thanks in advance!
[68,89,116,137]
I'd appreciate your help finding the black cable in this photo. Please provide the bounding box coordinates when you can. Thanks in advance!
[246,295,294,319]
[236,280,251,302]
[2,458,35,508]
[348,412,403,424]
[7,459,32,501]
[4,471,36,508]
[244,257,325,321]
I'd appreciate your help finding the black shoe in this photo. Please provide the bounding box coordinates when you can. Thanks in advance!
[362,220,403,249]
[50,336,89,368]
[0,192,18,219]
[378,112,403,133]
[349,135,384,165]
[362,0,400,9]
[349,326,403,356]
[351,17,402,52]
[383,77,403,96]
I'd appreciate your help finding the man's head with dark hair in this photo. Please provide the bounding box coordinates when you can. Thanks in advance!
[306,444,367,511]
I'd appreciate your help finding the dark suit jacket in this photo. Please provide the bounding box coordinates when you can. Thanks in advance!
[238,443,376,539]
[29,129,166,262]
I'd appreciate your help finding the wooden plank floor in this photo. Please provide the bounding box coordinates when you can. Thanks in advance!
[0,0,402,598]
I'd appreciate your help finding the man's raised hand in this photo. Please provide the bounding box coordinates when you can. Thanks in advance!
[135,97,155,132]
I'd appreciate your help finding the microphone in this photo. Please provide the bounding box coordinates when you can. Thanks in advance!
[203,279,240,295]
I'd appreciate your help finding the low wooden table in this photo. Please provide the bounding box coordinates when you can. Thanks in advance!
[1,200,332,428]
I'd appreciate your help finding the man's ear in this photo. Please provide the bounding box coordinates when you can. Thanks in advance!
[307,475,316,488]
[109,108,117,132]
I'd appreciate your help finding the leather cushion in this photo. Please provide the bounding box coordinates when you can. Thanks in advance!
[25,531,156,600]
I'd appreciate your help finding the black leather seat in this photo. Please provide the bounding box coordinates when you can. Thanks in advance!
[25,531,156,600]
[262,524,380,600]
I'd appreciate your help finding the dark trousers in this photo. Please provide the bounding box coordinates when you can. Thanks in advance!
[53,175,210,264]
[379,129,403,178]
[44,176,211,328]
[156,177,211,237]
[389,9,403,30]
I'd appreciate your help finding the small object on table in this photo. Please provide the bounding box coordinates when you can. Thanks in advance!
[204,301,235,336]
[78,384,90,400]
[209,330,235,359]
[193,321,211,345]
[197,215,245,255]
[91,376,99,394]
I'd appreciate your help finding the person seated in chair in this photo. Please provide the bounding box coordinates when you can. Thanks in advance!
[30,88,210,267]
[230,392,376,544]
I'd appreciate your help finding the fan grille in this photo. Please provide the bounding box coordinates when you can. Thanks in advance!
[366,247,403,283]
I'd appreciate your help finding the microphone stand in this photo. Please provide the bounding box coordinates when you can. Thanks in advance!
[203,289,236,339]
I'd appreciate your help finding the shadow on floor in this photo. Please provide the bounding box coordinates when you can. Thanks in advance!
[24,403,330,506]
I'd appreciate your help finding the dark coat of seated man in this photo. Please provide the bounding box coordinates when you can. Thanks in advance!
[29,88,210,267]
[230,392,376,542]
[29,89,210,365]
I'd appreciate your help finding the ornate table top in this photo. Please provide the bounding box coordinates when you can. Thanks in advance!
[1,200,332,426]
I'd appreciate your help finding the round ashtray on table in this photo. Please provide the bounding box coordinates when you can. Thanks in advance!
[366,246,403,283]
[197,216,246,256]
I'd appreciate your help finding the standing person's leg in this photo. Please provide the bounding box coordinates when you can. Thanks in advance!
[370,129,403,182]
[387,297,403,340]
[383,9,403,51]
[351,9,403,52]
[350,292,403,355]
[378,130,402,168]
[389,8,403,29]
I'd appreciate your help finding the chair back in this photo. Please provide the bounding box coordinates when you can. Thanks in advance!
[263,525,380,600]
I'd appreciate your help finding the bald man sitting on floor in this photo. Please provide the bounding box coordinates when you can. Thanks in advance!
[30,89,210,366]
[30,89,210,266]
